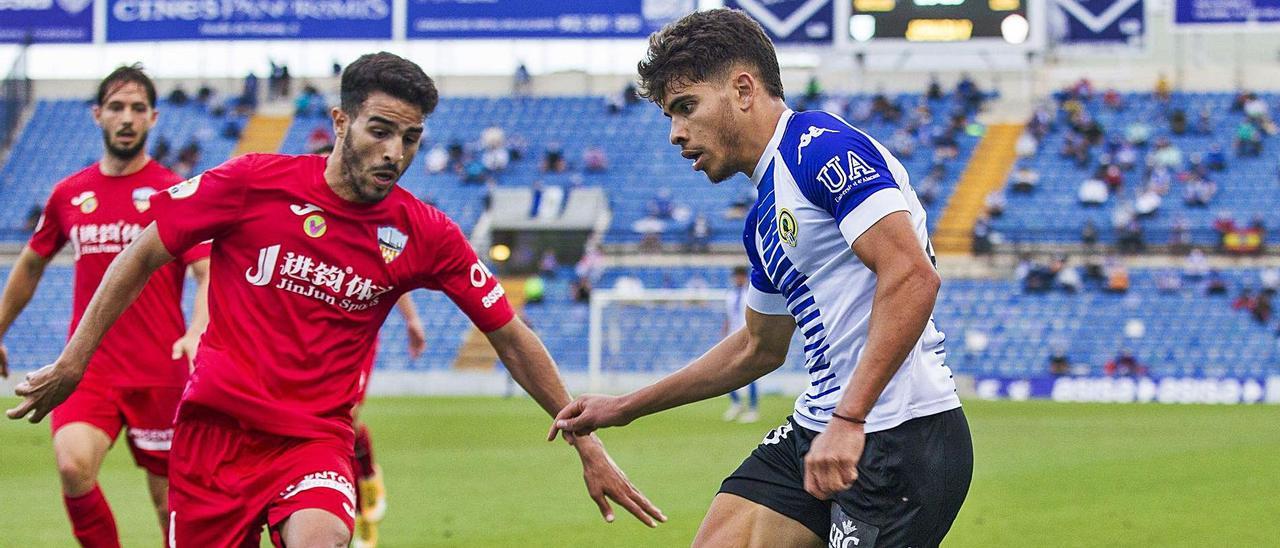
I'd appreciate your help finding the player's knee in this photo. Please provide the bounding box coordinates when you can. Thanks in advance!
[292,525,350,548]
[54,456,98,495]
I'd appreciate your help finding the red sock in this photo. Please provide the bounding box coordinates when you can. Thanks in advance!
[62,485,121,548]
[354,423,376,480]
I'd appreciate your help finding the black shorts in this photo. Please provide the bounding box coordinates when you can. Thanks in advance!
[719,408,973,547]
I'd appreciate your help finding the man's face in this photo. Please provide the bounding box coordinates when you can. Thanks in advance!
[93,82,156,161]
[663,79,745,184]
[334,91,425,203]
[732,272,747,288]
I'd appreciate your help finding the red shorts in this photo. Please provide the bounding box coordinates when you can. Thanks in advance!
[166,405,355,548]
[50,383,182,476]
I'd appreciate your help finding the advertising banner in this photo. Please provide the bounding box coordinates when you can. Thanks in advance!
[106,0,394,41]
[406,0,693,39]
[973,375,1280,404]
[727,0,833,44]
[1173,0,1280,27]
[0,0,94,43]
[1050,0,1144,45]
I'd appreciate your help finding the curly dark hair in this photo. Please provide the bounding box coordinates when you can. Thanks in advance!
[637,9,784,107]
[340,52,439,117]
[97,63,156,108]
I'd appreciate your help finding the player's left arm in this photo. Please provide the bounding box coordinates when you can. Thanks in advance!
[485,318,667,527]
[802,210,940,500]
[171,257,210,369]
[7,224,176,423]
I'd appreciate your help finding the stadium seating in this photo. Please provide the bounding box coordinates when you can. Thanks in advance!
[993,92,1278,245]
[276,94,979,237]
[520,265,1278,378]
[0,99,243,242]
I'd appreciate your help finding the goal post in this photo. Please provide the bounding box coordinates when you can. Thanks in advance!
[587,287,730,392]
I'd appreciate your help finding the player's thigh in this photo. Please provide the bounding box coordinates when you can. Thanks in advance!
[118,386,183,478]
[51,422,115,493]
[694,493,823,548]
[274,508,350,548]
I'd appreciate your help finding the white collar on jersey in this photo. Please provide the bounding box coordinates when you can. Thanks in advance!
[751,108,794,187]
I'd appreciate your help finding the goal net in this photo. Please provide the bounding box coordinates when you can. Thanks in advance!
[587,287,807,393]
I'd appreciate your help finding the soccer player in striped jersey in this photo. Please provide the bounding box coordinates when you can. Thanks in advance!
[551,9,972,548]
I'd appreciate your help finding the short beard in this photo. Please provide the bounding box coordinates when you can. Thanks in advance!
[707,103,744,183]
[103,129,146,161]
[338,136,390,203]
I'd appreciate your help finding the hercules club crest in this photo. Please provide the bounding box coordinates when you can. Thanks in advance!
[378,226,408,264]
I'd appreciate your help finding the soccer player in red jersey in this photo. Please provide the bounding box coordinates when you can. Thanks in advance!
[0,65,210,547]
[9,52,664,547]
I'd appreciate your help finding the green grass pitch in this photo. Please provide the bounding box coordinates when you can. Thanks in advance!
[1,396,1277,547]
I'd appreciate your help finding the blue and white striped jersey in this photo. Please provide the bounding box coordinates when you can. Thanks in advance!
[743,109,960,434]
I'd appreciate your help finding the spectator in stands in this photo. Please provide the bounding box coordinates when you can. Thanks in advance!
[1205,269,1228,295]
[542,143,567,173]
[1102,164,1124,193]
[927,74,943,100]
[196,84,214,108]
[462,156,486,183]
[1052,257,1083,293]
[890,129,917,159]
[1117,219,1145,254]
[1233,289,1256,312]
[1105,257,1130,293]
[647,188,675,220]
[24,204,41,233]
[1183,176,1217,207]
[956,72,984,113]
[1168,108,1187,135]
[1253,291,1274,324]
[220,116,243,140]
[1102,88,1122,110]
[1261,266,1280,292]
[152,136,172,166]
[1243,93,1275,133]
[240,71,259,110]
[1170,216,1192,254]
[802,75,822,109]
[1081,219,1099,248]
[1062,131,1090,167]
[1156,269,1182,294]
[725,186,756,220]
[1134,185,1161,217]
[425,143,448,174]
[972,214,994,255]
[1212,210,1237,249]
[507,134,527,162]
[686,213,711,253]
[984,190,1006,218]
[1235,122,1262,157]
[306,125,333,154]
[1150,137,1183,169]
[1112,141,1137,172]
[172,141,201,178]
[538,250,559,279]
[168,85,189,106]
[1195,105,1213,135]
[1049,350,1071,376]
[294,84,326,118]
[1155,73,1172,102]
[918,166,943,206]
[1011,164,1039,193]
[1104,350,1145,376]
[1125,120,1152,146]
[1205,144,1227,171]
[513,62,532,96]
[583,145,608,173]
[1183,249,1209,279]
[481,126,510,173]
[1078,174,1108,205]
[1015,131,1037,159]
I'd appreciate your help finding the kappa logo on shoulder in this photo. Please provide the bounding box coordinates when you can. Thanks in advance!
[797,125,839,162]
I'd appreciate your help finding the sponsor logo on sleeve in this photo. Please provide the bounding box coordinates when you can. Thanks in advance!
[816,151,880,197]
[166,175,201,199]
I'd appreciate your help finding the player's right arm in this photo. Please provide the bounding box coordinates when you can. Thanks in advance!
[549,308,795,437]
[6,225,174,422]
[0,247,55,378]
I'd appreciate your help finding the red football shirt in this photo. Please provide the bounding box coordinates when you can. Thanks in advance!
[29,160,210,388]
[149,153,515,444]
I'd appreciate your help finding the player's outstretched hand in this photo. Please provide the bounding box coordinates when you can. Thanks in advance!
[0,342,9,378]
[6,362,83,423]
[802,418,866,500]
[171,334,200,372]
[573,434,667,527]
[547,394,630,441]
[406,320,427,360]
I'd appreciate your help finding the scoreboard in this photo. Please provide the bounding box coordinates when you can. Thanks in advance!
[848,0,1030,43]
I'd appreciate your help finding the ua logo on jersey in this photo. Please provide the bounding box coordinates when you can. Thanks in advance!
[817,151,879,195]
[797,125,839,162]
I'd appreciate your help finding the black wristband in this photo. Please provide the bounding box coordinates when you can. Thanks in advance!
[831,412,866,425]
